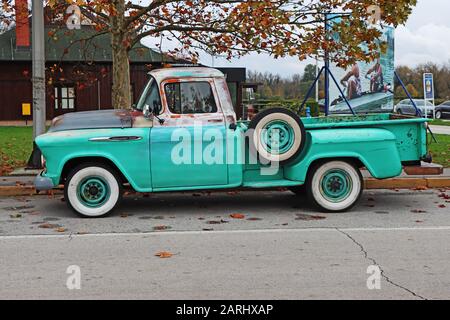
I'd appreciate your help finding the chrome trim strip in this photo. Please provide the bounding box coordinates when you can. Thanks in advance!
[89,136,143,142]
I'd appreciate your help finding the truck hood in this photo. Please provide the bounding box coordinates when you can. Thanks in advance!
[48,110,133,132]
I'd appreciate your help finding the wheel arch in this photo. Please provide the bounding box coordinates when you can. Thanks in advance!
[60,156,130,187]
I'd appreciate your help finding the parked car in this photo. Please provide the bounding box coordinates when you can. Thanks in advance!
[435,101,450,119]
[394,99,435,117]
[35,67,431,218]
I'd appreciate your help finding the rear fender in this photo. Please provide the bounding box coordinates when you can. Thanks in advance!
[284,128,402,182]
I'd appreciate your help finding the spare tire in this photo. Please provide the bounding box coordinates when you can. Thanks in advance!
[248,108,306,164]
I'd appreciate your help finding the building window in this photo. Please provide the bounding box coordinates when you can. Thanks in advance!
[54,86,75,110]
[165,82,217,114]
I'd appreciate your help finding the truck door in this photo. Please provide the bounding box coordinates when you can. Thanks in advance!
[150,79,228,189]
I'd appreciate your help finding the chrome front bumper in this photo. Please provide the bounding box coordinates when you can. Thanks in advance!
[34,173,55,191]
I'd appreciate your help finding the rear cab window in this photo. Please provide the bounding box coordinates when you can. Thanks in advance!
[165,82,218,114]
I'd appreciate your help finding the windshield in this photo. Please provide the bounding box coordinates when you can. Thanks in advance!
[135,77,162,113]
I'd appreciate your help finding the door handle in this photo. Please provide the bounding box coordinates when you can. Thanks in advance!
[207,119,223,123]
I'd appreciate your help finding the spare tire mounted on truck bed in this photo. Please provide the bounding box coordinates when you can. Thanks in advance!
[248,108,306,164]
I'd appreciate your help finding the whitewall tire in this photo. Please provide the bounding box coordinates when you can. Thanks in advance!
[248,108,306,164]
[65,164,123,218]
[307,161,363,212]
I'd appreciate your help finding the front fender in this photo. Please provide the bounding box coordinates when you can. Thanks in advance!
[36,128,152,192]
[284,128,402,182]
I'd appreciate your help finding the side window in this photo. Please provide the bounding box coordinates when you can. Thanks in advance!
[165,82,218,114]
[143,81,162,114]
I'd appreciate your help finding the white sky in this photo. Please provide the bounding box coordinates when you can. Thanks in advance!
[142,0,450,77]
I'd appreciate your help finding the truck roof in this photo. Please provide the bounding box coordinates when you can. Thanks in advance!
[148,67,225,82]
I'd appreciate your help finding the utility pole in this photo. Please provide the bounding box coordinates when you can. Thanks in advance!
[32,0,46,139]
[27,0,46,168]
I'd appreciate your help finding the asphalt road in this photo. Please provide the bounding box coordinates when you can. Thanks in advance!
[0,189,449,300]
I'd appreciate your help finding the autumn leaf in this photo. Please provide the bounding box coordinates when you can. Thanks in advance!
[411,209,427,213]
[153,225,172,231]
[55,227,67,233]
[155,251,173,258]
[296,214,326,221]
[230,213,245,219]
[38,223,60,229]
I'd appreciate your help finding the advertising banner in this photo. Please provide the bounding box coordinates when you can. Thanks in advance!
[328,19,395,114]
[423,73,434,100]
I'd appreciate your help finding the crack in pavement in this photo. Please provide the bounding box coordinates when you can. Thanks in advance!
[336,228,428,300]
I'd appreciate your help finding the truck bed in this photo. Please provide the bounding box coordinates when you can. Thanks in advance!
[239,113,428,164]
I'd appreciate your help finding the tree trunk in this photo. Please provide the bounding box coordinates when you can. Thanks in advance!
[110,0,131,109]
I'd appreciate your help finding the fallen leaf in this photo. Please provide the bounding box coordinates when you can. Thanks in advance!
[207,220,222,225]
[9,213,22,219]
[247,217,263,221]
[120,213,129,218]
[230,213,245,219]
[202,228,214,231]
[76,231,89,235]
[38,223,60,229]
[415,220,424,223]
[55,227,67,233]
[153,225,171,231]
[295,214,326,221]
[438,204,447,208]
[411,209,427,213]
[155,251,173,258]
[414,187,428,191]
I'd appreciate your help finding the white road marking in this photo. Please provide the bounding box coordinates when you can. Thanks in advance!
[0,226,450,240]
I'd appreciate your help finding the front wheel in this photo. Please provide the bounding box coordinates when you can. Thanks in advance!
[65,164,123,218]
[306,161,363,212]
[435,111,442,119]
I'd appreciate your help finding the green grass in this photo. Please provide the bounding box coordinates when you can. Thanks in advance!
[430,119,450,127]
[0,126,33,174]
[0,126,449,175]
[429,134,450,168]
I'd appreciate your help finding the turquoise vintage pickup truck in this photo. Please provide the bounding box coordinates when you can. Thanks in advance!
[35,67,430,217]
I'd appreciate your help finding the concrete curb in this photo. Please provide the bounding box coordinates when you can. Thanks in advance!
[1,178,449,197]
[364,178,450,190]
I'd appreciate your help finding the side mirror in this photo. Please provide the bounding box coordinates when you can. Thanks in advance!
[143,104,153,119]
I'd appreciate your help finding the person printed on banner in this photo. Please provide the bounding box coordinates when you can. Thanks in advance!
[366,55,384,93]
[340,64,362,100]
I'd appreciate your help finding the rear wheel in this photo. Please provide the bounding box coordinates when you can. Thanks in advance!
[306,161,363,212]
[435,111,442,119]
[65,164,123,218]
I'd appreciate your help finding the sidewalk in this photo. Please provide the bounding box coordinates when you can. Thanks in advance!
[1,169,449,196]
[429,125,450,135]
